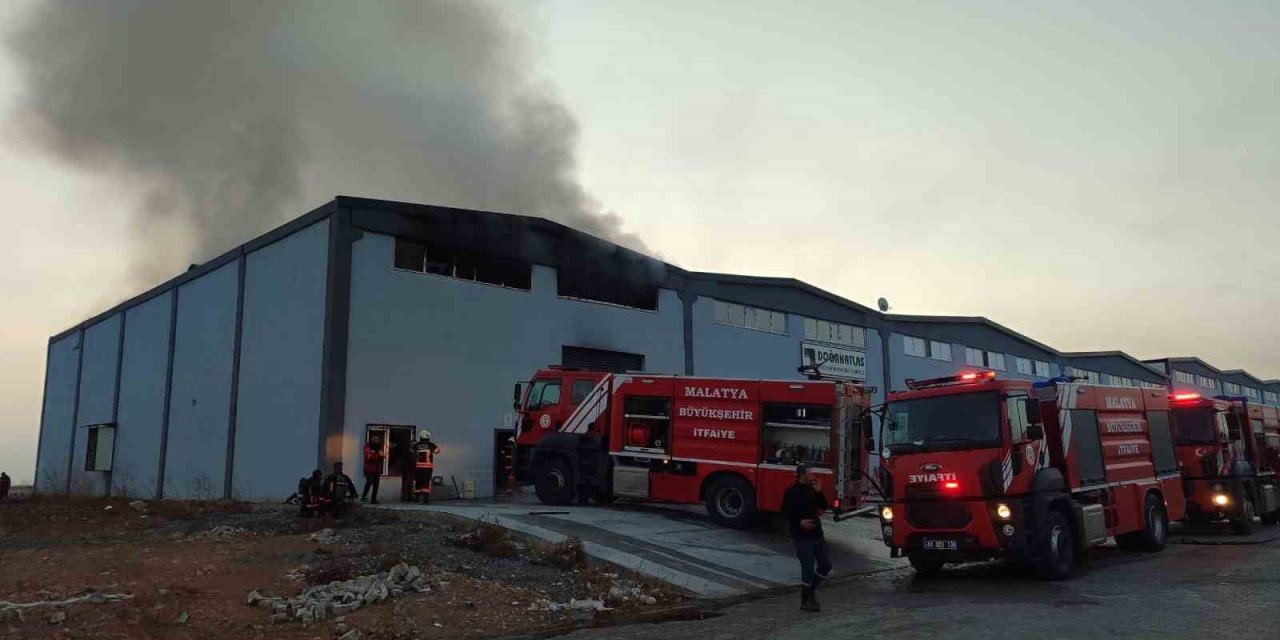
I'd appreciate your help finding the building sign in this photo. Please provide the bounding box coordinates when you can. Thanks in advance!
[801,341,866,381]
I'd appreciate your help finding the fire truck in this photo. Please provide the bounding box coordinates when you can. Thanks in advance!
[1168,393,1280,533]
[511,367,874,528]
[877,372,1185,579]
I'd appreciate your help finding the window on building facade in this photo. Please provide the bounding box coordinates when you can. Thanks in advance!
[903,336,927,357]
[805,318,865,347]
[84,424,116,472]
[394,237,533,291]
[1034,360,1051,378]
[965,347,984,367]
[903,336,951,361]
[986,352,1007,371]
[1174,371,1195,384]
[1015,357,1032,375]
[1266,391,1279,405]
[715,300,787,335]
[1108,375,1133,388]
[1197,375,1217,390]
[1224,382,1241,395]
[929,341,952,361]
[558,269,659,310]
[1244,387,1259,400]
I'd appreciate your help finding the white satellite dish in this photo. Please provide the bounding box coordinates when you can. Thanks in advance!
[877,297,891,312]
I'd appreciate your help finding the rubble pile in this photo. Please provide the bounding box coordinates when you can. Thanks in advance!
[307,528,342,545]
[607,584,658,606]
[246,563,429,624]
[0,590,134,623]
[186,525,249,541]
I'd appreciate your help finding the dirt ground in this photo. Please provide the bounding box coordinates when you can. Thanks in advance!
[0,495,687,639]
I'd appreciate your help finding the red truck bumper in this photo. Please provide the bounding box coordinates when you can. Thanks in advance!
[880,498,1031,562]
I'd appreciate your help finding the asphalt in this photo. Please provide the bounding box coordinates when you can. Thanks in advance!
[1170,520,1280,545]
[564,536,1280,640]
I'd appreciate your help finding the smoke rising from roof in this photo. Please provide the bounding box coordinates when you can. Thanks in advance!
[7,0,647,284]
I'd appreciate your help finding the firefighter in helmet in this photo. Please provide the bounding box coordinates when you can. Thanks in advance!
[413,430,442,503]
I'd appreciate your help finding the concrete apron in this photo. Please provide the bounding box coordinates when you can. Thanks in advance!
[375,501,904,598]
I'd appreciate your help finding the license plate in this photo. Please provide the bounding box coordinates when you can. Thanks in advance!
[922,538,958,551]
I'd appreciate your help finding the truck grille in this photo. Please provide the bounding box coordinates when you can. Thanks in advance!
[905,501,972,530]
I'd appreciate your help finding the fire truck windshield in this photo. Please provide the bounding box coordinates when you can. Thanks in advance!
[884,391,1000,451]
[1171,407,1219,445]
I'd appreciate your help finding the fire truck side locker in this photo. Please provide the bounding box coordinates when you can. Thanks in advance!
[518,370,872,528]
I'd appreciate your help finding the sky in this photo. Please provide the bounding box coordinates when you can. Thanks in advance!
[1,1,1278,483]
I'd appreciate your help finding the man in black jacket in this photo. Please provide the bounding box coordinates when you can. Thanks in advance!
[325,462,358,518]
[781,464,832,612]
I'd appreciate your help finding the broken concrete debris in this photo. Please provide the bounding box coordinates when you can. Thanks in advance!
[246,563,428,624]
[306,528,342,544]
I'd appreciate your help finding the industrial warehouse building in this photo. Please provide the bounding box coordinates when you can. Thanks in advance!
[33,196,1280,501]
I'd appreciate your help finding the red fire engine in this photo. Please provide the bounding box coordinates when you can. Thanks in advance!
[1168,393,1280,533]
[878,372,1185,578]
[511,367,874,528]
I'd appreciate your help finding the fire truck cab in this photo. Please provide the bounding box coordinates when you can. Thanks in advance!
[1169,393,1280,533]
[511,367,608,484]
[513,368,874,528]
[879,372,1185,579]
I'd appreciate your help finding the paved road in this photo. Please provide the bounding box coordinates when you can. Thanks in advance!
[382,500,902,597]
[568,539,1280,640]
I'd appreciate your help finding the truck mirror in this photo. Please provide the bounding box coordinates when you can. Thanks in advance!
[513,383,523,411]
[1026,423,1044,441]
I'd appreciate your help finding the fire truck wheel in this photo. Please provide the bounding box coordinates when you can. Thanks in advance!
[907,555,944,576]
[1036,509,1076,580]
[1231,493,1257,535]
[534,458,575,506]
[1127,493,1168,551]
[704,476,757,529]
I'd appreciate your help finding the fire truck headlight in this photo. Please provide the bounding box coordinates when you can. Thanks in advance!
[995,503,1012,520]
[880,506,894,521]
[882,525,894,538]
[1001,524,1016,537]
[1213,493,1230,507]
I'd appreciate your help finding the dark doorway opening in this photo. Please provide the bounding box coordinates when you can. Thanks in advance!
[494,429,515,494]
[367,424,415,478]
[561,346,645,373]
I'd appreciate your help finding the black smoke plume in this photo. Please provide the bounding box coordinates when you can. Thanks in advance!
[7,0,647,283]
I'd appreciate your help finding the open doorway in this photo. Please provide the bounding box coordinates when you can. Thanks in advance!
[494,429,515,494]
[366,424,415,501]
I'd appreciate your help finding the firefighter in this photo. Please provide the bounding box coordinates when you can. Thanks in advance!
[361,436,385,504]
[324,462,358,518]
[782,464,832,612]
[396,438,415,502]
[412,430,442,504]
[294,469,324,517]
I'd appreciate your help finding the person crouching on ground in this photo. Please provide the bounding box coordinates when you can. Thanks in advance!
[325,462,358,518]
[782,464,832,612]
